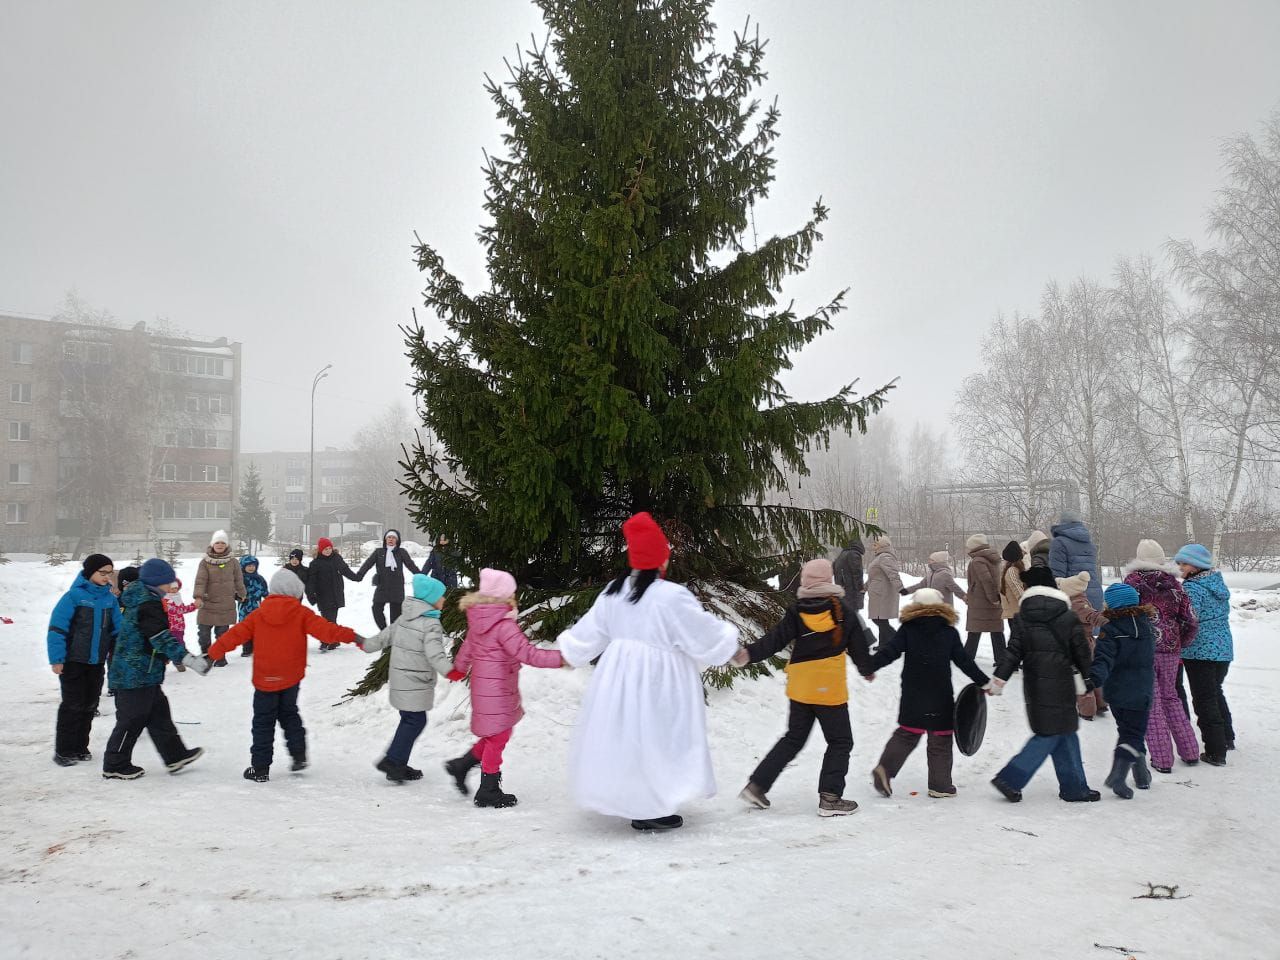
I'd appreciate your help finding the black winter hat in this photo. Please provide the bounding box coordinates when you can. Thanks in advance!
[289,548,304,561]
[1001,540,1024,564]
[117,566,140,589]
[81,553,113,578]
[1020,566,1057,590]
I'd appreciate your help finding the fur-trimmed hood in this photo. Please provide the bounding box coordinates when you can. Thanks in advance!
[1123,557,1179,576]
[1020,585,1070,607]
[1103,604,1157,621]
[899,603,959,625]
[458,592,517,612]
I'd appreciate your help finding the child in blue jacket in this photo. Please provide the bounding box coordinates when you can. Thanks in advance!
[1089,583,1157,798]
[238,556,269,657]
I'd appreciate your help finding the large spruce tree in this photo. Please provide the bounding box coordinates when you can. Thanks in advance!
[232,462,273,554]
[402,0,892,637]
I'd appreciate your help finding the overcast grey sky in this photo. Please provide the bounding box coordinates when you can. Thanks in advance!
[3,1,1278,453]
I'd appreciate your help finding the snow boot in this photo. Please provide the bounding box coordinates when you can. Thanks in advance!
[213,658,228,667]
[73,751,93,762]
[991,776,1021,803]
[631,815,684,831]
[53,753,78,767]
[444,751,480,796]
[817,793,859,817]
[473,771,518,808]
[376,757,411,783]
[928,787,958,799]
[738,782,770,809]
[166,747,204,774]
[103,765,145,780]
[402,765,424,780]
[243,766,270,782]
[1104,752,1134,800]
[871,765,892,798]
[1200,752,1227,767]
[1180,756,1199,766]
[1130,750,1152,790]
[290,754,308,772]
[1061,789,1102,802]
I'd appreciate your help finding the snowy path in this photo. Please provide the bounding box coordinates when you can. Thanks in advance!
[1,559,1277,959]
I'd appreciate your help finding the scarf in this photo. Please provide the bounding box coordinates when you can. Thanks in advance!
[385,547,398,570]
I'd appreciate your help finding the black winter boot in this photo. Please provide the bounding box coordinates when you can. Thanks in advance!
[1104,752,1135,800]
[473,771,518,808]
[443,751,480,796]
[1131,752,1152,790]
[631,815,684,831]
[376,757,411,783]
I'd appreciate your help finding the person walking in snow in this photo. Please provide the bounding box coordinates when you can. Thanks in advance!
[902,551,967,607]
[47,554,122,767]
[1022,530,1051,578]
[424,534,459,591]
[868,588,992,800]
[558,512,740,831]
[733,558,874,817]
[102,559,210,780]
[280,548,310,591]
[865,536,904,646]
[208,570,361,782]
[237,556,269,658]
[354,529,420,630]
[305,537,359,651]
[1048,510,1104,617]
[1174,544,1234,765]
[1124,540,1200,773]
[1088,583,1157,799]
[443,568,565,809]
[832,537,866,613]
[360,574,454,783]
[962,535,1006,665]
[194,530,245,667]
[988,569,1100,803]
[999,541,1026,622]
[1058,571,1107,720]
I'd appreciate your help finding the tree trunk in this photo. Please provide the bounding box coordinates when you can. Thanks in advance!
[1211,390,1257,560]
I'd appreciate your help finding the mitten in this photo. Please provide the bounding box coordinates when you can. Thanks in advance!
[898,588,909,596]
[446,669,466,682]
[183,654,213,676]
[983,679,1005,697]
[730,648,750,668]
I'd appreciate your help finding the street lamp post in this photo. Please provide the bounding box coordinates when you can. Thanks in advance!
[309,363,332,545]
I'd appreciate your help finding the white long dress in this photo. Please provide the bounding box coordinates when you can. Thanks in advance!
[558,578,739,820]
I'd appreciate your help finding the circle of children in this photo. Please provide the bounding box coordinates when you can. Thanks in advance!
[45,509,1234,831]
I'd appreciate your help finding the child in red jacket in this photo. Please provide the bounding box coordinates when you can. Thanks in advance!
[208,569,361,781]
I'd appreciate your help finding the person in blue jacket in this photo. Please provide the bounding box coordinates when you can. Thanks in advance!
[1175,544,1234,764]
[47,554,123,767]
[238,555,269,657]
[1048,510,1104,616]
[1089,583,1157,799]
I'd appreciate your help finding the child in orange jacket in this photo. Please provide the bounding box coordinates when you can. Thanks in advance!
[208,569,361,781]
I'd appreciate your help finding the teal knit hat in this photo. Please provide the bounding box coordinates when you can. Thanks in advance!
[1173,543,1213,570]
[413,574,446,605]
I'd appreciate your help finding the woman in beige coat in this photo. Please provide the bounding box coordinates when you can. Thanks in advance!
[194,530,245,667]
[999,541,1026,619]
[865,537,904,645]
[962,535,1005,665]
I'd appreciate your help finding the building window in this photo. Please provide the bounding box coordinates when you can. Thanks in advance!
[63,340,113,364]
[158,500,231,520]
[321,492,344,505]
[8,421,32,441]
[285,492,306,505]
[9,383,32,403]
[8,463,33,484]
[287,458,303,470]
[270,496,279,506]
[5,502,28,523]
[184,394,229,414]
[162,429,232,449]
[285,509,304,520]
[11,342,34,364]
[161,463,177,481]
[162,354,228,378]
[160,463,230,483]
[271,478,280,488]
[286,474,304,487]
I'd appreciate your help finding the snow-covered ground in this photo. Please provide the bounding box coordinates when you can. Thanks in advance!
[1,557,1276,959]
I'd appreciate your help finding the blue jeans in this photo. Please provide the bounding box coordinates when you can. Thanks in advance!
[386,710,427,765]
[996,733,1090,799]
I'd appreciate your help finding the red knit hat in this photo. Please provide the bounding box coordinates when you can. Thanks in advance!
[623,512,670,569]
[318,537,334,551]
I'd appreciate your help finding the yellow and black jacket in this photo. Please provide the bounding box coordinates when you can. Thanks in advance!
[743,597,875,706]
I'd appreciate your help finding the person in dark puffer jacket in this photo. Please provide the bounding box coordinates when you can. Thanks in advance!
[733,559,875,817]
[1089,583,1157,799]
[47,554,123,766]
[989,582,1100,803]
[102,559,210,780]
[832,538,866,614]
[237,556,269,658]
[280,549,310,590]
[867,588,992,800]
[353,529,421,630]
[305,538,359,651]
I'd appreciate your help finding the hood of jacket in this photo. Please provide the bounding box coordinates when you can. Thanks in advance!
[462,597,516,635]
[926,560,950,574]
[1184,569,1230,603]
[899,602,959,626]
[255,595,307,627]
[383,529,403,549]
[1051,521,1093,545]
[70,572,116,606]
[120,579,161,611]
[1018,585,1071,622]
[968,545,1001,565]
[398,597,431,621]
[240,555,260,570]
[843,541,865,556]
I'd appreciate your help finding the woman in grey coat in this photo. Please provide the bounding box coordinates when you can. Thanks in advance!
[361,574,454,782]
[903,551,967,607]
[866,537,905,644]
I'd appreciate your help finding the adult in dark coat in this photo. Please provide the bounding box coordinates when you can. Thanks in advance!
[305,537,359,651]
[424,534,459,590]
[1048,510,1104,614]
[832,539,866,613]
[867,589,989,798]
[989,584,1099,802]
[354,529,421,629]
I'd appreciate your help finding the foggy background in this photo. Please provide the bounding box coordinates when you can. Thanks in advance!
[4,0,1279,452]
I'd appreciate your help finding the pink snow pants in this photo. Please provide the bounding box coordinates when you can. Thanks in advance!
[470,728,513,775]
[1147,650,1200,768]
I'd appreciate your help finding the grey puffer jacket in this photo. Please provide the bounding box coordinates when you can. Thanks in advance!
[362,598,455,712]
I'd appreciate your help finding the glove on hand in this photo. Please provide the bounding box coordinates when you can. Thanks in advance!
[983,679,1005,697]
[446,669,465,682]
[183,654,213,676]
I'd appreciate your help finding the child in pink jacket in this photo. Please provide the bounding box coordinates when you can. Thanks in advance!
[444,568,564,808]
[162,580,199,644]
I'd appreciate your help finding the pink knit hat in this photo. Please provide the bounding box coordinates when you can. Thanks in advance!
[478,568,517,600]
[800,559,835,591]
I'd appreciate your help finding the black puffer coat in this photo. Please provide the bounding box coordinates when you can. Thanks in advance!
[868,602,989,731]
[832,541,865,612]
[306,552,358,611]
[354,530,420,603]
[996,587,1093,736]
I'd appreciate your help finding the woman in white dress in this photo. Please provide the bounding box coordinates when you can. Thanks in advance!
[558,512,740,831]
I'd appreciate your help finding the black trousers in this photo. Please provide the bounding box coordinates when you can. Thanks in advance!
[372,601,403,631]
[1183,659,1233,758]
[197,623,229,654]
[251,683,307,769]
[103,686,188,772]
[317,605,340,648]
[750,700,853,796]
[871,619,897,645]
[877,727,954,793]
[1110,705,1149,756]
[56,661,105,756]
[964,631,1007,665]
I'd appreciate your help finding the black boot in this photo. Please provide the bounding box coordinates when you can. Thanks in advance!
[1104,751,1134,800]
[631,815,684,831]
[473,771,517,808]
[443,751,480,796]
[376,757,411,783]
[991,775,1022,803]
[1131,752,1152,790]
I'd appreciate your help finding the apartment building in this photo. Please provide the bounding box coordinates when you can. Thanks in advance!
[246,448,362,544]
